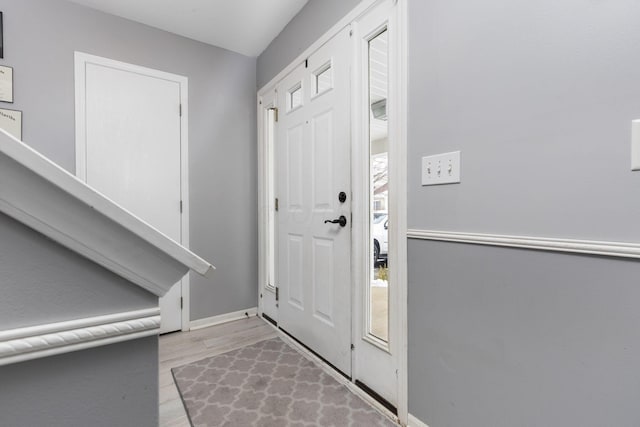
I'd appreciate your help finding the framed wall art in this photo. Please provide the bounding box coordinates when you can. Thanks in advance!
[0,107,22,140]
[0,12,4,59]
[0,65,13,102]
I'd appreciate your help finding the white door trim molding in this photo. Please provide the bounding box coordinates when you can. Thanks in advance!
[0,308,160,367]
[257,89,279,323]
[394,1,409,423]
[407,229,640,259]
[74,52,192,332]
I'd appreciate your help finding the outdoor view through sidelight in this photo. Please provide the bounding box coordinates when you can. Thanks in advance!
[369,29,389,342]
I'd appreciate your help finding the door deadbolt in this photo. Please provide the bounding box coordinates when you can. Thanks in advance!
[338,192,347,203]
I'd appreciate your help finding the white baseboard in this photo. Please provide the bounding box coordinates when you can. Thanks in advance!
[408,413,429,427]
[189,307,258,331]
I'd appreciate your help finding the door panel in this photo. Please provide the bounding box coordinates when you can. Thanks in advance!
[312,237,335,325]
[287,234,305,309]
[287,124,305,211]
[81,60,184,333]
[312,110,334,210]
[277,27,352,375]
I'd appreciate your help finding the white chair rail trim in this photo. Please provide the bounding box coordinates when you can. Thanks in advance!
[407,229,640,259]
[0,308,160,366]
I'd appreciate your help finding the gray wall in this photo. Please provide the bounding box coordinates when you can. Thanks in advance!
[0,211,159,426]
[407,0,640,425]
[257,0,640,425]
[408,0,640,242]
[0,337,158,427]
[0,0,258,320]
[408,240,640,427]
[0,213,157,329]
[256,0,361,89]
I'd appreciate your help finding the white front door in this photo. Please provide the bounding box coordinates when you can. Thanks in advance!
[75,54,186,333]
[276,27,352,375]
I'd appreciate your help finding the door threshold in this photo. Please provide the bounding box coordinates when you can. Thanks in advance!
[279,327,351,381]
[264,321,399,425]
[261,313,277,327]
[355,379,398,416]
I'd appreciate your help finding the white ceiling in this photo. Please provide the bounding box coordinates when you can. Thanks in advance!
[67,0,309,57]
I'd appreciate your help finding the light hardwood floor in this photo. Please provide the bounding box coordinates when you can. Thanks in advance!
[159,316,278,427]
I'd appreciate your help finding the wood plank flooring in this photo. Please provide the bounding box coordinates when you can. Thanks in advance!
[159,316,278,427]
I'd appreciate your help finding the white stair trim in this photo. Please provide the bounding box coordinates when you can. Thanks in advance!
[408,229,640,259]
[0,129,214,297]
[0,308,160,366]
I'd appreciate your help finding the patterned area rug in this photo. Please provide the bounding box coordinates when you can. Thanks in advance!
[172,338,396,427]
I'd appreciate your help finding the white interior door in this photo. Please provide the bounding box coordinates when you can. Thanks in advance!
[76,54,186,334]
[276,27,352,375]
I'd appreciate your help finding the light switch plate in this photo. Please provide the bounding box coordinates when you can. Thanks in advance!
[632,120,640,171]
[422,151,461,185]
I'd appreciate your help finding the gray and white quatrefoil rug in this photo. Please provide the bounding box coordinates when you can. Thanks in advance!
[171,338,396,427]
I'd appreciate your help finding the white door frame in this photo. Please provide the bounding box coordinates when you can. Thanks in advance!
[257,0,408,424]
[74,52,191,332]
[351,0,406,411]
[257,89,279,324]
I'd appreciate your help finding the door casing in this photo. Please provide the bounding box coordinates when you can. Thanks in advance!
[74,52,191,332]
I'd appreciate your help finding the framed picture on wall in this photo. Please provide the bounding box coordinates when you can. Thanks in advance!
[0,12,3,58]
[0,108,21,140]
[0,65,13,102]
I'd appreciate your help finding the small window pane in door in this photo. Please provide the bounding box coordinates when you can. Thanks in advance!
[315,63,332,95]
[289,83,303,110]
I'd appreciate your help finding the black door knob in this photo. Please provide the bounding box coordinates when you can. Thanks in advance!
[324,215,347,227]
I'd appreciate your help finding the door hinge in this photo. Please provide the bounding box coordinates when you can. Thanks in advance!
[304,59,308,68]
[275,197,279,212]
[180,297,183,309]
[351,343,355,350]
[180,200,183,213]
[269,107,278,122]
[179,104,182,117]
[275,287,280,301]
